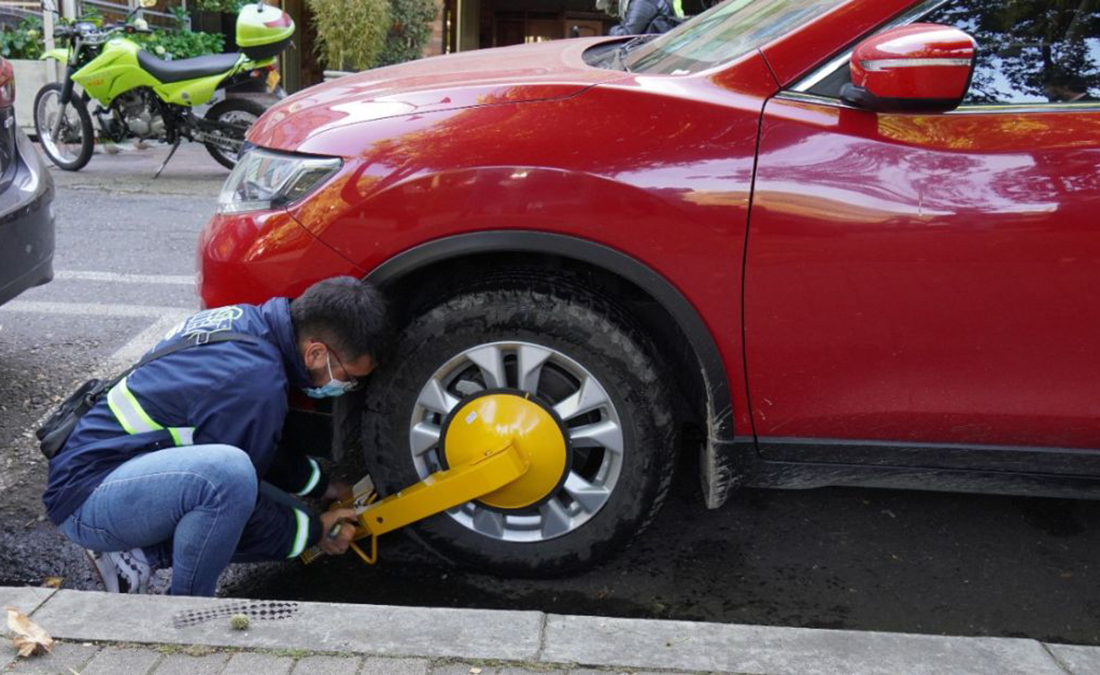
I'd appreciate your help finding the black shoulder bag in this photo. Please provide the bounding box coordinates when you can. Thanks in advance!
[36,331,257,460]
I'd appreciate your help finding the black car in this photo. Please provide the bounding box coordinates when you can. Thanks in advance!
[0,56,54,307]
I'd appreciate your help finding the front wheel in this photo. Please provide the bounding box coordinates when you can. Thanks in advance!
[362,280,677,576]
[203,98,267,170]
[34,83,93,171]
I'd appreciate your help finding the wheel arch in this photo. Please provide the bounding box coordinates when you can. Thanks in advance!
[362,230,753,507]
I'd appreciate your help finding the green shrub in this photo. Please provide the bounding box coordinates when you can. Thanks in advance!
[0,16,45,60]
[377,0,437,67]
[135,29,224,60]
[192,0,249,11]
[307,0,390,71]
[135,8,225,61]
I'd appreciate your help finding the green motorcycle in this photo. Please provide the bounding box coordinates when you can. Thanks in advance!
[35,0,294,173]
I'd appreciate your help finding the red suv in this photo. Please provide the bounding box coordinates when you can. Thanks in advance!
[200,0,1100,575]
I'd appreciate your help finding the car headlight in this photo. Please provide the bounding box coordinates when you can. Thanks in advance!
[217,148,342,214]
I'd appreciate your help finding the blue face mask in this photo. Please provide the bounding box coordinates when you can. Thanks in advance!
[304,353,355,399]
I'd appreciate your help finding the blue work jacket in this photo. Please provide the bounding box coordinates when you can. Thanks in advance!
[43,298,325,560]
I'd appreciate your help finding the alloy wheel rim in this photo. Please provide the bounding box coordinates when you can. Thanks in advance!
[37,90,82,163]
[408,340,625,543]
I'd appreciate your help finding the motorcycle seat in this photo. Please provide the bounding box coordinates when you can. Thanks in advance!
[137,51,241,84]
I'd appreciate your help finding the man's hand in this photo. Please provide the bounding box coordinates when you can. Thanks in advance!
[324,480,354,503]
[318,508,357,556]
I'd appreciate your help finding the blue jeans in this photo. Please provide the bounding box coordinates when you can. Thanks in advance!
[59,444,258,597]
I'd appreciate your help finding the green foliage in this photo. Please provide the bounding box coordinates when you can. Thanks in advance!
[0,3,222,62]
[308,0,390,71]
[169,5,190,24]
[0,16,44,60]
[192,0,249,11]
[376,0,437,68]
[135,28,224,60]
[134,6,225,60]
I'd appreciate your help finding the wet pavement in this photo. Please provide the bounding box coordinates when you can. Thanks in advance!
[227,464,1100,645]
[1,142,1098,646]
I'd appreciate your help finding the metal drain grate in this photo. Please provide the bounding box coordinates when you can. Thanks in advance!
[172,600,301,628]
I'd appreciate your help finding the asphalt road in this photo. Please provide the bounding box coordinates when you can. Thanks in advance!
[1,142,1098,646]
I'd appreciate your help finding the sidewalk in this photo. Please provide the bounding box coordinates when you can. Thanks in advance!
[3,587,1099,674]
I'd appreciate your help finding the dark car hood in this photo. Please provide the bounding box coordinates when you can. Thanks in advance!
[249,37,625,153]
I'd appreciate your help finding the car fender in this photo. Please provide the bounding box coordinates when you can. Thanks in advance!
[358,229,750,509]
[284,86,768,506]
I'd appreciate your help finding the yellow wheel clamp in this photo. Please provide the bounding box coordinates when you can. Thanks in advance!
[301,391,571,566]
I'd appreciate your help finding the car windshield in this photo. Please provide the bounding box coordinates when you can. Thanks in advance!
[624,0,846,75]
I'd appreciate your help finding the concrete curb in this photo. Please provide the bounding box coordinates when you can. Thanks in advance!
[2,588,1099,674]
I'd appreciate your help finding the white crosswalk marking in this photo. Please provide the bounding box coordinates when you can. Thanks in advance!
[54,270,194,285]
[0,300,190,317]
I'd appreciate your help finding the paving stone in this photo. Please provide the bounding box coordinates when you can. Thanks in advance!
[360,656,430,675]
[3,640,100,674]
[543,614,1067,675]
[1046,644,1100,675]
[0,588,58,671]
[155,652,230,675]
[80,645,162,675]
[498,668,568,675]
[222,652,293,675]
[291,655,362,675]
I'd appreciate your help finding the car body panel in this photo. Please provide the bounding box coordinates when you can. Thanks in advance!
[197,209,364,307]
[745,96,1100,449]
[280,54,774,437]
[0,72,55,307]
[249,38,632,152]
[206,50,778,437]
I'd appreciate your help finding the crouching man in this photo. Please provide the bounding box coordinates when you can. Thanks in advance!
[43,276,388,596]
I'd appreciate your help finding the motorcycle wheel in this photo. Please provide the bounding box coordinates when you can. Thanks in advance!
[34,83,94,172]
[203,98,267,170]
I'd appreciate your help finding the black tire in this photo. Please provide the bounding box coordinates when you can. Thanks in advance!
[33,83,93,171]
[362,278,677,576]
[203,97,267,170]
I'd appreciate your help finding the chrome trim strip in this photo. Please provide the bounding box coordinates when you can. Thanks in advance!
[774,90,1100,114]
[861,57,971,71]
[793,51,850,92]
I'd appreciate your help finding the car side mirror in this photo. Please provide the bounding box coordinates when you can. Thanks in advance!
[840,23,977,113]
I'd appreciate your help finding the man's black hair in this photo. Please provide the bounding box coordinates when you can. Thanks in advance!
[290,277,390,362]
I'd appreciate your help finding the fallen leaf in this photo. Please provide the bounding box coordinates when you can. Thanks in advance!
[42,577,63,589]
[5,606,53,657]
[469,668,482,674]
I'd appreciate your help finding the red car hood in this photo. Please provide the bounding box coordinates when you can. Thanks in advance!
[250,37,625,153]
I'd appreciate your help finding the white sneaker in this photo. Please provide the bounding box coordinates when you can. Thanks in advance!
[85,549,153,594]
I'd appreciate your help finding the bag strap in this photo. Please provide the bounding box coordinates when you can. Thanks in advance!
[114,331,259,385]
